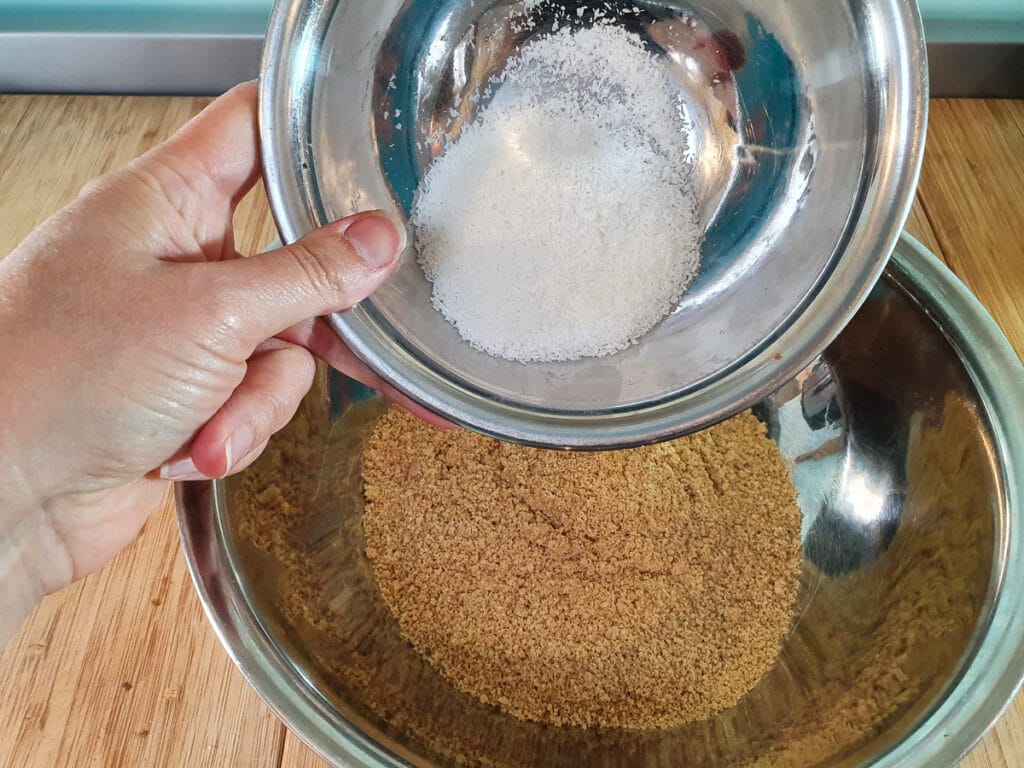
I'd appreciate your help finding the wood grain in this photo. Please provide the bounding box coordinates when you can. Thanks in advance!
[0,93,278,257]
[919,99,1024,768]
[281,736,329,768]
[904,198,945,265]
[916,100,1024,360]
[0,93,1021,768]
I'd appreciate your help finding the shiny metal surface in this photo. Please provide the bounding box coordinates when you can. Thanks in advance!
[0,33,263,95]
[0,36,1006,98]
[179,235,1024,768]
[260,0,927,448]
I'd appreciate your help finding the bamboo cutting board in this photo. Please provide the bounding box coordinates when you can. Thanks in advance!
[0,94,1022,767]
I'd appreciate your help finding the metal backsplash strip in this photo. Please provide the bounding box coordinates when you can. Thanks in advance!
[0,33,1020,99]
[0,33,262,95]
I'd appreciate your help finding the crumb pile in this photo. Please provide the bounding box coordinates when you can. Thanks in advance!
[362,409,802,730]
[235,389,989,764]
[411,21,702,363]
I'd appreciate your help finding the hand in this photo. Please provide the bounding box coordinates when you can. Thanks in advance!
[0,82,441,641]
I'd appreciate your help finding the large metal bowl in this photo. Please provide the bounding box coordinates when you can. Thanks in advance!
[260,0,928,448]
[178,235,1024,767]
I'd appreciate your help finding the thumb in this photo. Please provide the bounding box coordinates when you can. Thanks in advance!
[211,210,404,348]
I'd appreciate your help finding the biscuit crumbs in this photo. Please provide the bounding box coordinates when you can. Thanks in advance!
[362,408,803,729]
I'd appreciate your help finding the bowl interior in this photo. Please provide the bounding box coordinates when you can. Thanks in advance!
[221,253,1001,767]
[268,0,910,417]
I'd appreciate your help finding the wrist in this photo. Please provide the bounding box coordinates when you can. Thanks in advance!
[0,508,71,646]
[0,414,73,644]
[0,343,70,526]
[0,454,45,524]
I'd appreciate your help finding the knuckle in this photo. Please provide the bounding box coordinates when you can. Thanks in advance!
[203,275,241,317]
[285,239,354,305]
[76,170,119,201]
[191,272,250,349]
[259,390,298,434]
[254,347,315,431]
[266,392,294,429]
[76,177,105,201]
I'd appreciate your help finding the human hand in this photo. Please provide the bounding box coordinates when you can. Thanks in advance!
[0,82,441,640]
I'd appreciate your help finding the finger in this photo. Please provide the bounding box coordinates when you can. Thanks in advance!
[220,437,270,477]
[141,81,261,207]
[161,339,316,480]
[158,439,272,482]
[281,318,455,430]
[207,210,403,350]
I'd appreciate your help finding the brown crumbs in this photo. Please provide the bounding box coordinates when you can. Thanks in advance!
[362,408,803,730]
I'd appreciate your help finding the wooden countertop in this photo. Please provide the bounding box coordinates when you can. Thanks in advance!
[0,94,1022,768]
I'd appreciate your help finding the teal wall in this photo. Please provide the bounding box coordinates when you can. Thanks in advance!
[0,1,272,35]
[923,0,1024,42]
[0,1,1021,42]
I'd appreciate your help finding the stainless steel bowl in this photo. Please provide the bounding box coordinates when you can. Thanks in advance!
[260,0,928,448]
[179,235,1024,767]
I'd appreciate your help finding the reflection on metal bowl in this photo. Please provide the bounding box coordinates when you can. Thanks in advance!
[259,0,928,448]
[179,235,1024,768]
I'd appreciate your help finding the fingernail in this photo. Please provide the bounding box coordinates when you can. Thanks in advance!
[224,424,255,477]
[344,213,401,268]
[160,457,207,482]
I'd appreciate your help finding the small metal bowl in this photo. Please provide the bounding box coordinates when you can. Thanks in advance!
[179,235,1024,767]
[260,0,928,448]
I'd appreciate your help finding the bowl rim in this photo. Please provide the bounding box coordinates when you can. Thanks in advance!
[863,235,1024,767]
[177,233,1024,768]
[258,0,930,449]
